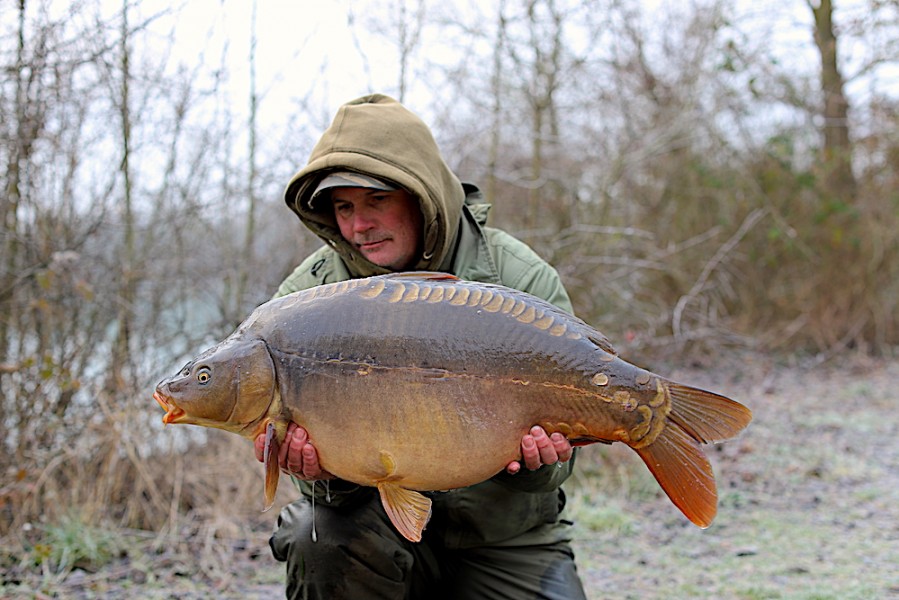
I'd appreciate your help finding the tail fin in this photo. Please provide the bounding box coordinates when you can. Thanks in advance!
[636,420,717,527]
[636,383,752,528]
[666,383,752,443]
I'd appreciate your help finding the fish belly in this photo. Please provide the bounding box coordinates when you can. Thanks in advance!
[283,363,539,490]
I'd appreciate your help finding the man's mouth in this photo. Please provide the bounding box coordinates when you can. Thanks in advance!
[357,238,389,251]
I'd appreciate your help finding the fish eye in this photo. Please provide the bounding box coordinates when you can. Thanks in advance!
[196,367,211,385]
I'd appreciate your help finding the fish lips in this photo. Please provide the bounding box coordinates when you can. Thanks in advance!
[153,389,185,425]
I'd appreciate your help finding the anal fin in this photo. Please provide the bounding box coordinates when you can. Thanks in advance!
[262,421,280,512]
[377,483,432,543]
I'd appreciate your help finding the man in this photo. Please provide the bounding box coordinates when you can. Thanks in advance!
[254,93,587,599]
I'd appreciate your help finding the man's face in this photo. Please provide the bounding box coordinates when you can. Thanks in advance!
[331,187,423,270]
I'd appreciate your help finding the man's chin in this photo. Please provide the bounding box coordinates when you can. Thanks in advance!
[361,253,407,271]
[358,245,393,266]
[360,252,394,269]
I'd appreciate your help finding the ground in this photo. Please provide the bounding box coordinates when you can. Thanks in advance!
[568,353,899,599]
[3,353,899,598]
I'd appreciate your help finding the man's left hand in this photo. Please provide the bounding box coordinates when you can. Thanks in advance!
[505,426,573,474]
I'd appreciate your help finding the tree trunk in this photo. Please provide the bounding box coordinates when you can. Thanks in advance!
[810,0,857,201]
[485,0,508,209]
[0,0,29,457]
[110,0,135,394]
[236,0,259,322]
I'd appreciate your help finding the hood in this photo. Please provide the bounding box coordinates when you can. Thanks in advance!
[283,94,466,278]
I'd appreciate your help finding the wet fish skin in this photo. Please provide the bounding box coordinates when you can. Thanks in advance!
[154,272,752,542]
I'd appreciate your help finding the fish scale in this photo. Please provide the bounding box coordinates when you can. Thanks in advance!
[273,279,583,379]
[154,271,752,543]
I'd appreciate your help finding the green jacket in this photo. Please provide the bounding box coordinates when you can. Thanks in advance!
[278,94,577,547]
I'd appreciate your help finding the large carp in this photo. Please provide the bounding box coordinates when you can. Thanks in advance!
[153,272,751,542]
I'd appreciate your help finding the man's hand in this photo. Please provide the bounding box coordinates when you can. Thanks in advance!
[505,426,573,475]
[254,422,335,480]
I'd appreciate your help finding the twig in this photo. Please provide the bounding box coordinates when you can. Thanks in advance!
[810,314,869,367]
[672,207,768,338]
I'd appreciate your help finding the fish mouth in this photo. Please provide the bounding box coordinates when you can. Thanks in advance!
[153,390,185,425]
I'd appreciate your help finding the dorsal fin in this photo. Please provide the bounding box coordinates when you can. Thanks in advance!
[588,333,618,355]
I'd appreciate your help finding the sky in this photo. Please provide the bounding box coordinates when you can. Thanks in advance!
[133,0,896,123]
[143,1,403,124]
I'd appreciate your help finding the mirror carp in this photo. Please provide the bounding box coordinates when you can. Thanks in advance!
[154,272,752,542]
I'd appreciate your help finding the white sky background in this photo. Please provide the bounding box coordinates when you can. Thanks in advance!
[132,0,896,136]
[140,0,407,132]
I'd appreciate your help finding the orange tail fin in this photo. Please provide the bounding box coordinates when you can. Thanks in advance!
[636,382,752,528]
[666,383,752,443]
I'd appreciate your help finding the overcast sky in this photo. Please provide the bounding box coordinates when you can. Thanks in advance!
[132,0,895,119]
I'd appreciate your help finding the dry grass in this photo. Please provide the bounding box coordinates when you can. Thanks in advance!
[1,400,297,597]
[512,147,899,363]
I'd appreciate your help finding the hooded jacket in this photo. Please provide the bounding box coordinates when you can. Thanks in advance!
[284,93,465,278]
[278,94,576,547]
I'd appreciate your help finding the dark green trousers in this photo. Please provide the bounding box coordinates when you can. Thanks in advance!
[269,496,587,599]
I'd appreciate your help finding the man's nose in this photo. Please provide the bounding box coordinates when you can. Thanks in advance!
[352,208,376,232]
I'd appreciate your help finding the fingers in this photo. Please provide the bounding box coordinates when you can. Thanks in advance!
[299,442,324,478]
[505,460,522,475]
[520,429,542,471]
[254,423,330,480]
[529,426,557,469]
[518,426,574,472]
[280,424,321,479]
[254,433,265,463]
[552,431,574,463]
[253,422,299,464]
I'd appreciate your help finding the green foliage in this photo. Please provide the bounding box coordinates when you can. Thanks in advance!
[568,499,635,536]
[30,512,122,574]
[565,446,662,537]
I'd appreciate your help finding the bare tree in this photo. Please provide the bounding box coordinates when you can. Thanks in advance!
[109,0,137,394]
[347,0,426,101]
[809,0,857,200]
[234,0,260,324]
[484,0,508,207]
[0,0,31,422]
[521,0,565,235]
[396,0,426,102]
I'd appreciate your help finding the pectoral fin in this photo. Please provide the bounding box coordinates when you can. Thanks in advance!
[377,483,432,543]
[262,421,280,512]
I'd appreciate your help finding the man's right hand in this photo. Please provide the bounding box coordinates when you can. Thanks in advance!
[254,421,335,480]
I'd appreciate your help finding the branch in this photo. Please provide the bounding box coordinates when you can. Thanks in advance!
[672,207,768,338]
